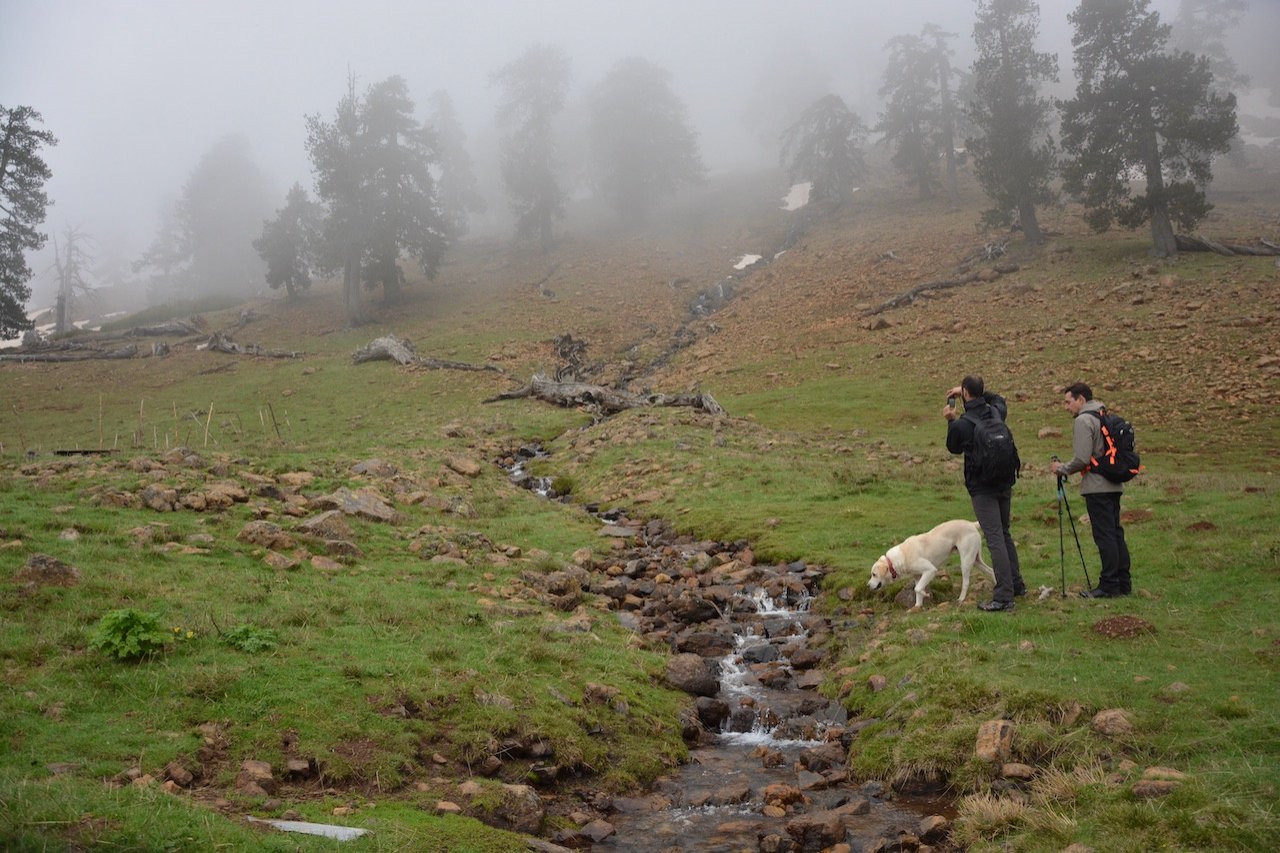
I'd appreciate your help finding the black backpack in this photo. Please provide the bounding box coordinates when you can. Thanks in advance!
[1085,408,1142,482]
[963,407,1021,487]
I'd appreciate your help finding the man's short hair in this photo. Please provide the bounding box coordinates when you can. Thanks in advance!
[1063,382,1093,400]
[961,375,985,398]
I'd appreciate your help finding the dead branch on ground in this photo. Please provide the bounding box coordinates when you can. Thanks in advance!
[1174,235,1280,256]
[352,335,501,372]
[483,374,725,416]
[207,331,303,358]
[862,264,1019,316]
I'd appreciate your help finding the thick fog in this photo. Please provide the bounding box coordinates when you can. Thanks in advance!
[3,0,1277,310]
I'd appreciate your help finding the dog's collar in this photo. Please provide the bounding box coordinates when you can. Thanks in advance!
[884,555,898,579]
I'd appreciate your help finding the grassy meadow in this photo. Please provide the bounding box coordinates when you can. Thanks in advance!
[1,168,1278,851]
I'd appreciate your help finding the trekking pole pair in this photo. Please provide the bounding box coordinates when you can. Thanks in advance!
[1053,455,1093,597]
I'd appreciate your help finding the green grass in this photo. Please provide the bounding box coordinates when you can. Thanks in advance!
[2,177,1278,849]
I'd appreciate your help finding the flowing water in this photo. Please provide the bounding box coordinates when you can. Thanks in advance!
[502,446,948,851]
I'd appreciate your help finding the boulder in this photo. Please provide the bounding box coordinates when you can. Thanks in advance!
[311,487,399,523]
[141,485,178,512]
[665,653,719,697]
[785,811,846,851]
[14,554,81,587]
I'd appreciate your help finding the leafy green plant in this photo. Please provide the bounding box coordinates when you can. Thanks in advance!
[89,609,171,661]
[221,624,279,654]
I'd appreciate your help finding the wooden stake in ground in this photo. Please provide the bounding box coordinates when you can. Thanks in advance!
[203,404,214,447]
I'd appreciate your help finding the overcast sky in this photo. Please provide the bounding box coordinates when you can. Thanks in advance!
[3,0,1275,304]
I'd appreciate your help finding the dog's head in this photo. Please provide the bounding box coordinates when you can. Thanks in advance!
[868,555,894,591]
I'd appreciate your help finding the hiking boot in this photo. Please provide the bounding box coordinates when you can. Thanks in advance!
[978,600,1015,612]
[1080,588,1123,598]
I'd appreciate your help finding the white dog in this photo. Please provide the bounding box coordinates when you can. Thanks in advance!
[868,519,996,609]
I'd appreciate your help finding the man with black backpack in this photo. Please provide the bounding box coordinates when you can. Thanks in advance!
[945,375,1025,612]
[1050,382,1133,598]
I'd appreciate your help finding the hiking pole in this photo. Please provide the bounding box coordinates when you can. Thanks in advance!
[1052,456,1093,590]
[1054,466,1067,598]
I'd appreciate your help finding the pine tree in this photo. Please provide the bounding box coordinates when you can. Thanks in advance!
[0,105,57,337]
[967,0,1059,243]
[427,90,486,240]
[307,75,446,322]
[253,183,320,301]
[491,45,571,253]
[587,57,704,223]
[1060,0,1237,258]
[306,75,367,325]
[780,94,867,204]
[176,135,274,297]
[878,34,943,200]
[360,76,447,304]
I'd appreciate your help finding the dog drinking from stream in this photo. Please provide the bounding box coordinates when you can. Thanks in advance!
[869,519,996,609]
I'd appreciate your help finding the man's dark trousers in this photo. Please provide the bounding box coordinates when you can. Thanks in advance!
[1084,492,1131,593]
[971,489,1024,603]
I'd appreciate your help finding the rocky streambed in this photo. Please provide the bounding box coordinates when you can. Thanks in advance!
[502,446,954,852]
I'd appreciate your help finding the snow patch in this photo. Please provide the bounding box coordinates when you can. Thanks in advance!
[781,182,811,211]
[733,254,762,270]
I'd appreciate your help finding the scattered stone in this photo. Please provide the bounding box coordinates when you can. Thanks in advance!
[1143,766,1189,782]
[1132,779,1180,799]
[284,758,313,779]
[14,554,81,587]
[975,719,1015,763]
[435,801,462,815]
[1091,709,1133,737]
[237,520,296,550]
[351,459,397,478]
[58,528,80,541]
[919,814,949,840]
[264,551,301,571]
[163,761,194,788]
[867,674,888,692]
[1037,426,1063,439]
[445,456,483,478]
[1002,762,1035,780]
[237,760,275,795]
[296,510,356,541]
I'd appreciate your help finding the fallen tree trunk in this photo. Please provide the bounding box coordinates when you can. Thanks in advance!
[1174,235,1280,256]
[484,374,725,416]
[862,264,1018,316]
[127,317,208,337]
[0,344,139,363]
[352,335,501,372]
[206,331,303,358]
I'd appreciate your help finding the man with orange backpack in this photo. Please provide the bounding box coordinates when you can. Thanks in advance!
[1050,382,1134,598]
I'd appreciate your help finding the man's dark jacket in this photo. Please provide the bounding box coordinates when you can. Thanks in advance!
[946,393,1015,496]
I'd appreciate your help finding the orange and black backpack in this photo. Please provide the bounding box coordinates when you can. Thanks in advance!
[1085,408,1142,482]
